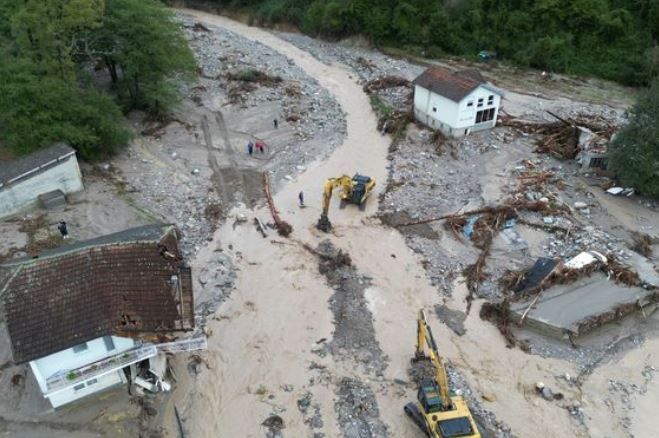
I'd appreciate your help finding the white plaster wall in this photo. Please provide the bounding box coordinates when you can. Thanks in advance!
[455,86,501,130]
[47,370,124,408]
[31,336,135,392]
[414,85,459,131]
[0,156,84,218]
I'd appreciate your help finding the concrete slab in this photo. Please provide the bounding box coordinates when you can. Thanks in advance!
[625,251,659,287]
[512,273,657,338]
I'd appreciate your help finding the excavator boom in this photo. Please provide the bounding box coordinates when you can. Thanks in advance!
[415,310,452,410]
[406,309,481,438]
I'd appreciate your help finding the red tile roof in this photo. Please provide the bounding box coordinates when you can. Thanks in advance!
[1,225,194,364]
[413,68,486,102]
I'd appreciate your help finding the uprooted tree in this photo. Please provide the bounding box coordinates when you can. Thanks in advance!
[607,77,659,198]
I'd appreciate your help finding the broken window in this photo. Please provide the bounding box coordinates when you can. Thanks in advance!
[477,98,484,107]
[103,336,115,351]
[72,342,88,353]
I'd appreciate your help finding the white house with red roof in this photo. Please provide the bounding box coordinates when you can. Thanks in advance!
[413,68,504,137]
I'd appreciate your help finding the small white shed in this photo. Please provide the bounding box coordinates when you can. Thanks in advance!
[413,68,503,137]
[0,143,83,218]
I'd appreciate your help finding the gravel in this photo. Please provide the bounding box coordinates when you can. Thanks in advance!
[335,377,389,438]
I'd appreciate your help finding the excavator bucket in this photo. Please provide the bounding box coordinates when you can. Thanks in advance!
[316,213,332,232]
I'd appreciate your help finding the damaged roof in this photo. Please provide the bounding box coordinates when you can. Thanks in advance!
[0,142,75,187]
[413,67,500,102]
[1,224,194,364]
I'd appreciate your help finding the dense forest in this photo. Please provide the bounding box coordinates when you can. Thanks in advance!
[0,0,195,159]
[188,0,659,86]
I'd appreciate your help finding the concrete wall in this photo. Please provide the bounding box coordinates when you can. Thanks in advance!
[414,84,501,137]
[30,336,135,408]
[0,155,83,218]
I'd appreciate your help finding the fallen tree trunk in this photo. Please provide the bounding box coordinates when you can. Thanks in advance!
[263,173,293,237]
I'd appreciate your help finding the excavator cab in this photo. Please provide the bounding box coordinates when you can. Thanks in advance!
[418,379,444,414]
[349,174,373,205]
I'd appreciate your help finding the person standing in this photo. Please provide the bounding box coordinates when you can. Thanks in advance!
[298,191,304,207]
[256,140,266,154]
[273,118,278,129]
[58,221,69,239]
[247,140,254,156]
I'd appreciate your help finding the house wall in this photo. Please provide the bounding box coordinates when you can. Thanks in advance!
[414,84,502,137]
[46,370,125,408]
[455,86,501,132]
[0,155,84,219]
[30,336,135,408]
[413,85,459,136]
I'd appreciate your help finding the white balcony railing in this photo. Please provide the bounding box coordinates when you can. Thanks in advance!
[45,344,158,394]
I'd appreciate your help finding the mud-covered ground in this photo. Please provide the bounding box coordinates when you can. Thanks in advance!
[1,6,658,438]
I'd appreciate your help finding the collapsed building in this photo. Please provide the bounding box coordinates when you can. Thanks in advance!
[0,224,203,408]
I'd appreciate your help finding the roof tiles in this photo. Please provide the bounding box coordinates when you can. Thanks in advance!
[1,225,194,363]
[413,68,487,102]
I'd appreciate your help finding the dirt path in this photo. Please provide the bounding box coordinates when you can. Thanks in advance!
[172,9,588,437]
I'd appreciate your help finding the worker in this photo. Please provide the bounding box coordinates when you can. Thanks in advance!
[255,140,266,154]
[273,118,278,129]
[298,191,304,207]
[247,140,254,156]
[58,221,69,239]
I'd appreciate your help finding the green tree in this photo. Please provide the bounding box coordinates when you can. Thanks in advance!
[0,55,131,160]
[608,78,659,197]
[94,0,196,115]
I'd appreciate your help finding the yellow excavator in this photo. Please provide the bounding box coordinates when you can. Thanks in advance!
[316,174,375,232]
[405,310,481,438]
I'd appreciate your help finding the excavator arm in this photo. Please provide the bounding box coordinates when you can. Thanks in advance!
[316,175,358,232]
[415,309,453,411]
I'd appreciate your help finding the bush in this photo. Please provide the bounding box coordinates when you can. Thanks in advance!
[608,77,659,198]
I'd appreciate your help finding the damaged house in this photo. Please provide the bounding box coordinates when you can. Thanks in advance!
[413,67,504,137]
[0,224,195,408]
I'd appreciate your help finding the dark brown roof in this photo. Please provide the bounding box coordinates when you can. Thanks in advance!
[0,143,75,187]
[1,225,194,363]
[413,68,487,102]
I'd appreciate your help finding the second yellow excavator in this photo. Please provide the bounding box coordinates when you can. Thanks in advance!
[316,174,375,232]
[405,310,481,438]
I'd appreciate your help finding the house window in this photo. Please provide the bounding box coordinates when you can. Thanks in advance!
[477,98,484,107]
[86,378,98,385]
[73,383,85,391]
[476,108,496,124]
[103,336,115,351]
[432,106,437,112]
[72,342,88,353]
[467,101,474,107]
[488,95,494,105]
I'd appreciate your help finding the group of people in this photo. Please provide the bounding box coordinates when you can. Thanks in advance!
[246,140,266,155]
[246,118,279,156]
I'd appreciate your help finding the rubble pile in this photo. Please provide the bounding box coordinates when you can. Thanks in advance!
[499,111,617,160]
[334,378,389,438]
[179,15,347,186]
[313,240,387,374]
